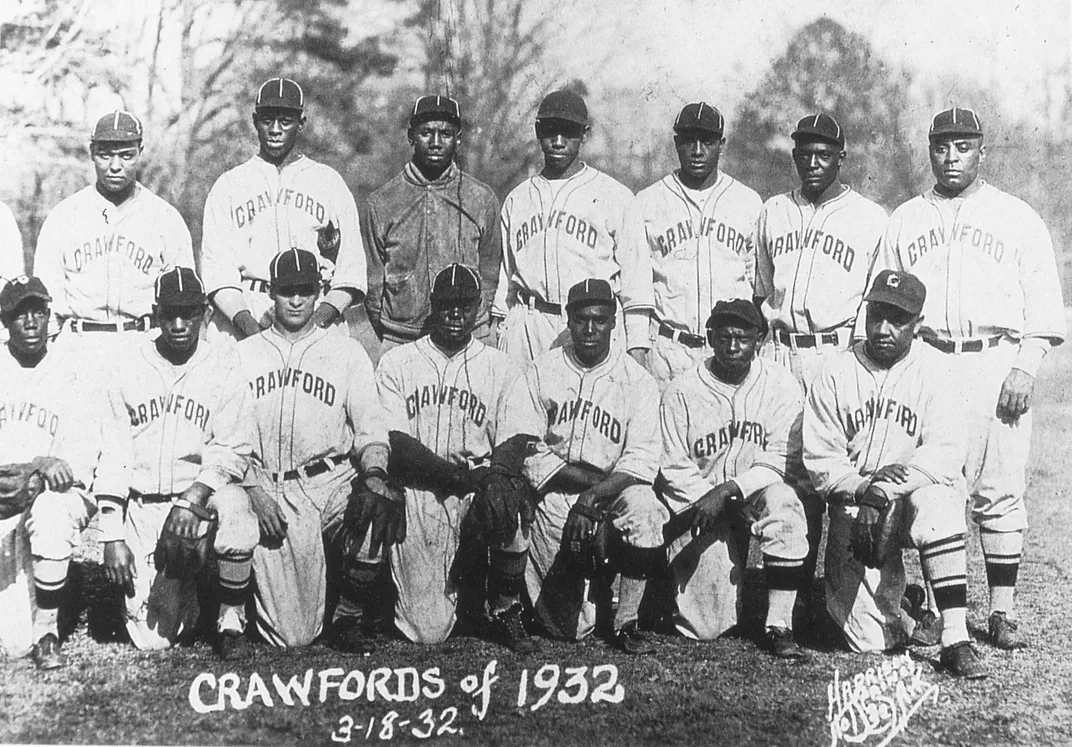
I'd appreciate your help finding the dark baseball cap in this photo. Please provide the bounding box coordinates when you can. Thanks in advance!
[536,90,589,127]
[566,278,615,312]
[674,102,724,136]
[270,248,321,288]
[0,275,50,315]
[410,94,461,129]
[91,110,143,143]
[155,267,206,306]
[706,299,767,334]
[864,270,927,315]
[792,113,845,147]
[929,107,982,139]
[256,78,304,112]
[431,263,481,302]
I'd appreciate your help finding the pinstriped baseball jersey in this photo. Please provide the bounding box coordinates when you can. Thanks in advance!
[622,171,762,334]
[660,358,805,512]
[756,187,887,333]
[0,201,23,282]
[34,184,193,322]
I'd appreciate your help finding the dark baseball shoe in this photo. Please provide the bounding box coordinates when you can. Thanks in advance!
[987,611,1028,650]
[909,611,942,647]
[614,621,655,655]
[324,616,375,656]
[487,603,538,655]
[216,629,251,661]
[765,626,808,660]
[32,633,66,670]
[940,641,989,679]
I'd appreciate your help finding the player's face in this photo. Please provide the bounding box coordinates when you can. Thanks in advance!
[674,129,724,187]
[429,296,479,351]
[536,119,586,178]
[272,283,319,332]
[567,303,615,366]
[708,322,761,381]
[4,299,50,357]
[792,140,844,200]
[91,143,141,194]
[156,304,204,355]
[410,119,459,173]
[254,108,305,164]
[929,136,985,196]
[864,302,922,367]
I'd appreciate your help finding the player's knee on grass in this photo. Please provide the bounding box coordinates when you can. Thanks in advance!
[748,484,808,561]
[608,484,669,549]
[209,484,260,553]
[24,489,93,560]
[906,484,966,547]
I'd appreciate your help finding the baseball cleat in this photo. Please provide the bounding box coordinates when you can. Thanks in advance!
[939,641,989,679]
[765,626,808,660]
[987,611,1028,650]
[487,603,538,655]
[324,616,375,656]
[909,611,941,647]
[216,629,250,661]
[613,621,655,655]
[32,633,66,670]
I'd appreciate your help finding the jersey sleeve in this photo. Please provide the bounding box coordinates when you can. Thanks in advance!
[322,169,366,306]
[374,350,411,433]
[617,194,655,350]
[612,372,660,483]
[1017,207,1066,344]
[94,369,135,499]
[754,203,774,300]
[345,344,390,457]
[803,359,867,501]
[491,197,514,319]
[161,203,195,273]
[498,366,565,488]
[33,210,71,319]
[658,384,713,512]
[732,369,804,497]
[200,174,241,296]
[199,354,255,491]
[0,201,24,282]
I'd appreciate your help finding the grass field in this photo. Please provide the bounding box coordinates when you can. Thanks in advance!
[3,336,1072,746]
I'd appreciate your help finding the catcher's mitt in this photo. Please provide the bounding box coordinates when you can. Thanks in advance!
[388,430,471,495]
[469,434,538,546]
[562,502,612,580]
[317,220,341,264]
[0,463,44,520]
[154,499,218,580]
[341,475,406,559]
[851,485,904,569]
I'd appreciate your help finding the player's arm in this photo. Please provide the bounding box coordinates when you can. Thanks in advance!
[475,189,503,336]
[162,205,195,273]
[199,355,256,493]
[360,199,387,333]
[0,202,24,281]
[737,372,803,498]
[615,194,654,357]
[345,344,391,474]
[490,204,513,322]
[658,387,718,512]
[201,178,261,336]
[753,205,774,305]
[32,213,71,320]
[802,364,869,504]
[95,373,137,597]
[320,172,367,319]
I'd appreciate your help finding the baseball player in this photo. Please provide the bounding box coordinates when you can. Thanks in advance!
[872,108,1065,650]
[755,113,887,387]
[237,248,391,652]
[492,90,649,363]
[375,263,524,644]
[659,300,810,657]
[619,102,763,386]
[497,278,667,652]
[364,96,502,351]
[804,270,986,678]
[95,267,259,658]
[201,78,366,343]
[0,276,100,669]
[0,200,23,283]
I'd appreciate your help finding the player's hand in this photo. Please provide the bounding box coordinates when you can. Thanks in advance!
[313,303,341,329]
[870,464,909,485]
[564,493,602,545]
[691,482,740,535]
[233,310,266,340]
[161,500,204,541]
[248,486,288,546]
[103,540,137,598]
[997,368,1035,424]
[30,456,74,492]
[627,348,649,368]
[850,504,882,565]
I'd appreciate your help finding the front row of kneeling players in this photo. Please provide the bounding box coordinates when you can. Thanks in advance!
[1,256,987,677]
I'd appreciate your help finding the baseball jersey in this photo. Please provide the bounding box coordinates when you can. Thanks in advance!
[756,187,887,333]
[94,337,253,498]
[660,358,804,512]
[236,327,386,473]
[498,345,661,489]
[0,200,23,282]
[376,336,523,463]
[621,171,762,334]
[804,342,965,501]
[34,183,193,322]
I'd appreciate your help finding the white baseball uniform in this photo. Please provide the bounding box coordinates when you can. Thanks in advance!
[492,165,648,360]
[497,344,666,640]
[873,182,1065,531]
[620,171,762,385]
[236,326,388,647]
[756,187,887,386]
[201,154,366,340]
[0,200,24,283]
[376,336,523,643]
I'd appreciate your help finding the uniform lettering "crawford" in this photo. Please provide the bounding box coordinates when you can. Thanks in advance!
[848,397,918,438]
[692,420,768,458]
[250,368,336,406]
[514,210,599,252]
[72,233,155,274]
[548,398,622,444]
[405,385,487,426]
[234,189,326,229]
[128,395,210,431]
[0,400,60,437]
[905,222,1006,265]
[768,229,856,272]
[656,216,747,257]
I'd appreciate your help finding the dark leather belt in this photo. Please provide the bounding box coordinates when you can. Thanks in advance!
[516,289,561,315]
[64,316,155,332]
[130,490,181,504]
[272,454,350,482]
[658,323,706,348]
[922,335,1003,354]
[774,329,843,348]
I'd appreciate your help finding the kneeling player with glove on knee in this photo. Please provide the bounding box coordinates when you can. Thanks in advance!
[804,270,987,678]
[96,268,259,659]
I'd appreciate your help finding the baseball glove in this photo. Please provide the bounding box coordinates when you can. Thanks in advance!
[341,475,407,558]
[0,463,44,520]
[562,501,611,580]
[317,220,341,264]
[154,499,219,580]
[851,484,904,569]
[388,430,471,495]
[469,434,538,546]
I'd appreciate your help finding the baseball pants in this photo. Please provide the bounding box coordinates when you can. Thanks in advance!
[762,329,852,392]
[497,304,625,364]
[644,332,707,388]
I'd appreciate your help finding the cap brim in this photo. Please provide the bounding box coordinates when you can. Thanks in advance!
[536,115,588,127]
[928,127,982,139]
[156,293,206,307]
[864,290,921,314]
[707,311,762,329]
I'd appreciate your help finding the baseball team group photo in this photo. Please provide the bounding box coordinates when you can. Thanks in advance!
[2,1,1070,744]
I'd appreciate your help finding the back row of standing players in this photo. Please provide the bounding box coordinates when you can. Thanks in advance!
[0,78,1063,679]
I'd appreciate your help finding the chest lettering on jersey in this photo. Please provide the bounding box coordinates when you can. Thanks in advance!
[514,210,599,252]
[848,397,918,438]
[769,229,855,272]
[655,216,747,258]
[234,188,327,229]
[250,367,336,406]
[548,398,622,444]
[905,223,1006,265]
[0,400,60,437]
[692,419,768,458]
[405,385,487,426]
[128,395,210,431]
[72,233,156,275]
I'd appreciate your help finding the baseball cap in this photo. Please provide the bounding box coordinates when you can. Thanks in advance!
[431,263,481,302]
[673,102,724,136]
[154,267,206,306]
[91,110,143,143]
[536,90,589,127]
[792,113,845,147]
[0,275,50,315]
[410,94,462,129]
[256,78,304,112]
[706,299,767,335]
[270,248,321,288]
[929,107,983,139]
[864,270,927,315]
[565,278,615,312]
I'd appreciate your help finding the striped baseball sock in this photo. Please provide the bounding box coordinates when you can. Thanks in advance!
[980,528,1021,614]
[335,559,386,623]
[488,547,527,615]
[216,550,253,632]
[764,555,804,630]
[919,534,968,647]
[32,557,69,641]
